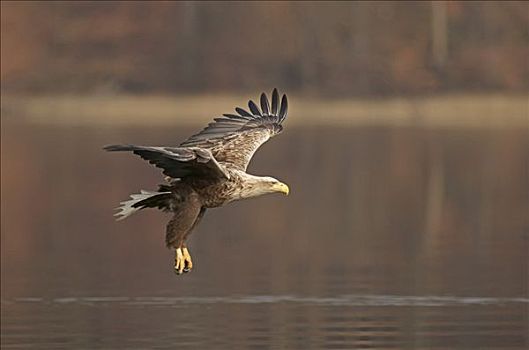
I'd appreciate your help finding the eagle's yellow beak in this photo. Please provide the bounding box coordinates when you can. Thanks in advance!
[273,182,290,195]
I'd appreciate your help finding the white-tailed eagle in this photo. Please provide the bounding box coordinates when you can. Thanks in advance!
[104,89,289,274]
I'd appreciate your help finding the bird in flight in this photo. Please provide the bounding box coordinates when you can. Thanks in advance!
[104,89,289,274]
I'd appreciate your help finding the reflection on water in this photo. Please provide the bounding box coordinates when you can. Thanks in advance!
[1,121,528,349]
[5,294,529,306]
[2,296,528,349]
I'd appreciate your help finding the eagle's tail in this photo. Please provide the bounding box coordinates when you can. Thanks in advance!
[114,190,172,221]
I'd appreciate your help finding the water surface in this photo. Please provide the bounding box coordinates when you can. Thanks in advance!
[2,121,528,349]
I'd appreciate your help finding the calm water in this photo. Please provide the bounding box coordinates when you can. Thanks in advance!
[1,121,528,349]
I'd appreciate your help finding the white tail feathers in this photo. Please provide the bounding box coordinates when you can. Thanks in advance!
[114,190,171,221]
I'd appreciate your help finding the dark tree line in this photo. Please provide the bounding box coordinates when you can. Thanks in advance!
[2,1,528,95]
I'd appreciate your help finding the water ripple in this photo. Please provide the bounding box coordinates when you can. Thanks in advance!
[3,294,528,307]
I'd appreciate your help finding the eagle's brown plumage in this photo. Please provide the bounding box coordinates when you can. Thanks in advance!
[104,89,289,274]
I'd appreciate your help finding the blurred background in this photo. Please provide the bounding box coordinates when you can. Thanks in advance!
[1,1,528,349]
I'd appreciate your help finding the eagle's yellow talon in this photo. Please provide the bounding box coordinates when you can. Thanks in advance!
[174,248,184,275]
[182,248,193,273]
[174,247,193,275]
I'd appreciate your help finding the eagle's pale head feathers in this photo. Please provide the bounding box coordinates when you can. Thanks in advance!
[238,174,289,199]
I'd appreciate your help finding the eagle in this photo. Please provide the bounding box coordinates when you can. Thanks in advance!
[104,89,289,275]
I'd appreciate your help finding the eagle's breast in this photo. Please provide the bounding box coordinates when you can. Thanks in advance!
[187,168,246,208]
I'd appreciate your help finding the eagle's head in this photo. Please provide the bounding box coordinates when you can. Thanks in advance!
[239,175,290,199]
[260,176,290,196]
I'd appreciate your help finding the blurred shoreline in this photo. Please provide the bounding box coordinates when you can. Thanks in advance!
[2,93,528,129]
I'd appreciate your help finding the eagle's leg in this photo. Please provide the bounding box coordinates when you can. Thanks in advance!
[174,247,184,274]
[166,192,204,275]
[177,207,205,274]
[182,247,193,271]
[174,245,193,275]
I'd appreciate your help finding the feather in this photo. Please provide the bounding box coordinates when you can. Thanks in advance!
[114,190,171,221]
[214,117,236,123]
[235,107,253,118]
[271,88,279,115]
[279,94,288,121]
[104,145,229,179]
[248,100,262,116]
[223,113,251,121]
[260,93,270,116]
[179,90,288,170]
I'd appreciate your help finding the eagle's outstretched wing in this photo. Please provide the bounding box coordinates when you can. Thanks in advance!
[180,88,288,171]
[104,145,229,179]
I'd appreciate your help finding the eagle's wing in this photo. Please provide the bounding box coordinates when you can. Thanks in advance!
[180,89,288,171]
[103,145,230,179]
